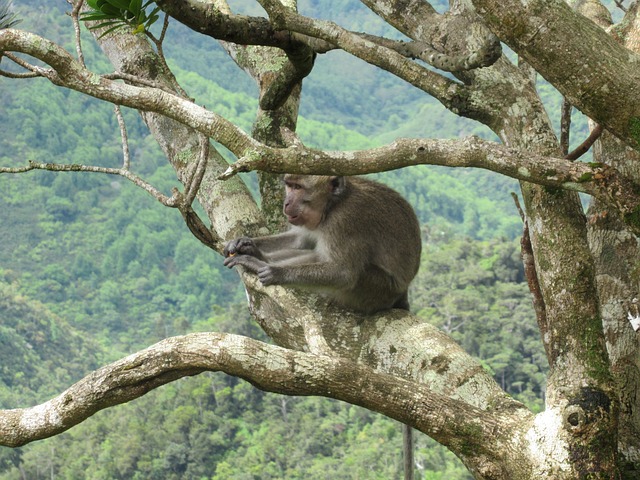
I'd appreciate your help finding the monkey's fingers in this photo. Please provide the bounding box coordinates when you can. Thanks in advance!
[224,255,265,275]
[223,255,240,268]
[257,266,280,286]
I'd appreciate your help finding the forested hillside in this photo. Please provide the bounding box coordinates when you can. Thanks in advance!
[0,0,578,477]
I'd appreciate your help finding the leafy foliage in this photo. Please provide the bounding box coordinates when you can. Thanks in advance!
[0,1,20,29]
[80,0,160,36]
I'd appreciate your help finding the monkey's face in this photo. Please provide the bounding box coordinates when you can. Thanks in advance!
[283,176,328,230]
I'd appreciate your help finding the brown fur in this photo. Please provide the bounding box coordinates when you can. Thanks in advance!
[224,175,421,314]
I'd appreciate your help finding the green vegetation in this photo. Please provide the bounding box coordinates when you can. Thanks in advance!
[81,0,161,37]
[0,1,567,477]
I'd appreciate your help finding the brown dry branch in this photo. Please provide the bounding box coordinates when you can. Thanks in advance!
[0,161,171,202]
[565,124,604,161]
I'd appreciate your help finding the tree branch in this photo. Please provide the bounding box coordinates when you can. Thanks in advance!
[69,0,86,67]
[514,201,550,361]
[0,161,170,200]
[472,0,640,150]
[3,29,638,233]
[222,135,640,234]
[565,124,604,161]
[0,28,261,157]
[360,0,501,72]
[0,331,527,468]
[0,159,222,250]
[560,97,572,156]
[0,51,46,77]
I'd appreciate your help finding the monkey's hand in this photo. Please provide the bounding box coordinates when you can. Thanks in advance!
[223,237,264,259]
[223,254,268,273]
[257,265,284,286]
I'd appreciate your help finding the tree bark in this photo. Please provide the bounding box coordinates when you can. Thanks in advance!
[472,0,640,151]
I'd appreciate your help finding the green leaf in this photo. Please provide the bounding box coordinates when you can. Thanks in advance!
[146,12,159,27]
[147,6,160,19]
[79,12,103,20]
[86,20,126,34]
[80,0,160,35]
[98,3,121,16]
[108,0,131,10]
[129,0,142,15]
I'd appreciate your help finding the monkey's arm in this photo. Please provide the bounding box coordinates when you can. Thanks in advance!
[267,249,320,264]
[223,249,321,271]
[224,230,311,260]
[258,262,355,289]
[224,253,354,289]
[252,229,312,254]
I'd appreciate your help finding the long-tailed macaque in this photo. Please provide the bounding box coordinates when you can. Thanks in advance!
[224,174,421,314]
[225,174,421,479]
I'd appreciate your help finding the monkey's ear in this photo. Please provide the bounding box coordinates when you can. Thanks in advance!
[329,176,346,196]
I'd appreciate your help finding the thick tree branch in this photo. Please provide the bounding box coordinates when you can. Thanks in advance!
[160,0,472,104]
[360,0,501,72]
[252,3,463,105]
[156,0,465,73]
[472,0,640,149]
[0,331,528,467]
[3,29,638,234]
[154,0,313,50]
[3,27,639,235]
[0,30,620,199]
[223,135,640,234]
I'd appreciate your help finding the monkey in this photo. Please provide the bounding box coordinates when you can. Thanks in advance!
[224,174,421,479]
[223,174,421,315]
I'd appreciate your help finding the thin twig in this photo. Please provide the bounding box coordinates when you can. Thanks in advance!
[158,12,169,46]
[510,192,525,222]
[565,124,603,161]
[0,68,39,78]
[0,158,220,250]
[614,0,627,12]
[144,14,190,99]
[560,97,571,157]
[68,0,86,67]
[184,133,209,206]
[1,52,46,75]
[177,203,220,250]
[102,71,173,92]
[511,193,550,361]
[520,219,551,360]
[114,105,131,170]
[0,161,171,204]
